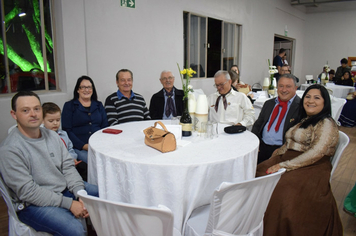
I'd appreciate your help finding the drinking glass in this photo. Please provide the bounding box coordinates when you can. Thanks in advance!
[171,116,181,125]
[205,122,213,139]
[199,122,207,138]
[211,121,218,138]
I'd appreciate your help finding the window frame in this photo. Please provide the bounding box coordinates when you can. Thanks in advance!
[222,21,241,72]
[184,11,241,79]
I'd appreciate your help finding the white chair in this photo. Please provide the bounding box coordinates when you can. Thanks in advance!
[326,88,333,95]
[296,90,304,98]
[305,75,313,83]
[251,83,262,92]
[77,190,181,236]
[0,177,51,236]
[330,131,349,180]
[184,168,286,236]
[330,96,347,125]
[8,124,17,134]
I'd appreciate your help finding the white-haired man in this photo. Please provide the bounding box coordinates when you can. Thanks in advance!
[208,70,255,126]
[149,70,184,120]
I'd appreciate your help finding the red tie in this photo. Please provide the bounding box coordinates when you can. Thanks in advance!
[267,98,288,132]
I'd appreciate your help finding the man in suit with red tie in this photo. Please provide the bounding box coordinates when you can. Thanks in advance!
[252,74,301,164]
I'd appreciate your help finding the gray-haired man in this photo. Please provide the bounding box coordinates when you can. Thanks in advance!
[149,70,184,120]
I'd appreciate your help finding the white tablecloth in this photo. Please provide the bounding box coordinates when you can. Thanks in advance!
[88,120,259,233]
[301,83,355,98]
[301,83,311,91]
[325,83,355,98]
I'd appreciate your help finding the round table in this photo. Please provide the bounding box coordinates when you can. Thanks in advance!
[301,83,355,98]
[88,120,259,233]
[325,83,355,98]
[301,83,311,91]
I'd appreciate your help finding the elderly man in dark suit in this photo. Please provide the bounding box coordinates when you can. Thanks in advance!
[149,70,184,120]
[252,74,301,164]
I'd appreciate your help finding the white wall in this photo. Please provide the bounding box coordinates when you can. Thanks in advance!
[0,0,352,142]
[302,10,356,82]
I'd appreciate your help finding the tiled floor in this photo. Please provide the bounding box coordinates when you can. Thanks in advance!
[0,126,355,235]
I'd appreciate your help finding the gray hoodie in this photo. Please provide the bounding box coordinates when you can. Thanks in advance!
[0,127,84,211]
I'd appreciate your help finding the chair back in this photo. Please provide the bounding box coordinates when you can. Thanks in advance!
[77,190,176,236]
[296,90,304,98]
[330,131,349,180]
[305,75,313,82]
[326,88,333,95]
[330,96,347,125]
[205,169,286,235]
[8,125,17,134]
[251,83,262,92]
[0,177,51,236]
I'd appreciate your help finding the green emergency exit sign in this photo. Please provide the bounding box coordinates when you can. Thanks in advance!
[121,0,135,9]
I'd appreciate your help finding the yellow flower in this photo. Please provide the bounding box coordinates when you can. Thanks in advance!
[186,68,196,77]
[177,63,195,100]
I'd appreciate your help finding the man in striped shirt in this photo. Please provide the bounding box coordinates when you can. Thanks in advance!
[105,69,151,126]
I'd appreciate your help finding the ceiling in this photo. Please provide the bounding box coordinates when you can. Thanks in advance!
[291,0,356,13]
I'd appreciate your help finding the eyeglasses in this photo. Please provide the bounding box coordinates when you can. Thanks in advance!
[79,86,93,90]
[160,77,174,81]
[213,80,228,88]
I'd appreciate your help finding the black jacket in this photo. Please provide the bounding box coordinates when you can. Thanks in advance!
[149,87,184,120]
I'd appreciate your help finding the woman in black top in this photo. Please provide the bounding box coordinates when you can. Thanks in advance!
[335,71,354,86]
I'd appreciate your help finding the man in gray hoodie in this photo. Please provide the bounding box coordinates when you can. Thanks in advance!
[0,91,98,236]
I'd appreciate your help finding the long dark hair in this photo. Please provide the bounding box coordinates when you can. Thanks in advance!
[73,75,98,101]
[342,70,352,80]
[299,84,331,128]
[228,70,239,84]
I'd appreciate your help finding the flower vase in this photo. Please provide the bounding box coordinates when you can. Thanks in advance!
[180,98,192,136]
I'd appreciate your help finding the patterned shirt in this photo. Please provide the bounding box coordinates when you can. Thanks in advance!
[277,117,338,171]
[104,90,151,126]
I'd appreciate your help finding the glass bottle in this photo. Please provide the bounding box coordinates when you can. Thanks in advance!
[268,77,275,97]
[180,98,192,136]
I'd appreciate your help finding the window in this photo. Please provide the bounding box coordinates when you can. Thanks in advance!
[184,12,240,78]
[0,0,56,94]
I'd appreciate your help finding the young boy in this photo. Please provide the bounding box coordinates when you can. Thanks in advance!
[42,102,79,163]
[42,102,88,180]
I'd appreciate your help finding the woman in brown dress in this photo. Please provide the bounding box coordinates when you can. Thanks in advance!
[256,84,343,236]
